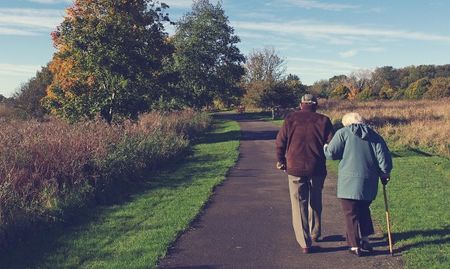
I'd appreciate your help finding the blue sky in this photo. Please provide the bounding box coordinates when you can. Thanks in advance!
[1,0,450,97]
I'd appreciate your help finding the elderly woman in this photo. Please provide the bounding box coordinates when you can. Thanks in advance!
[324,112,392,256]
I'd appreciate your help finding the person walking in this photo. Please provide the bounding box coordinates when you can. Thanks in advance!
[324,112,393,256]
[275,94,334,253]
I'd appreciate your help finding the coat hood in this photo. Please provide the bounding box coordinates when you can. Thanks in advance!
[348,124,371,140]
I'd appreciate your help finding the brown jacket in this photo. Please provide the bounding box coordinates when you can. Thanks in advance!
[276,105,334,177]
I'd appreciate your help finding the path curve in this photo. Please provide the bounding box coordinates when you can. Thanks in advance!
[158,115,403,269]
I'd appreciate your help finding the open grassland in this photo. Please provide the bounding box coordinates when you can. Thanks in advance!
[0,111,210,249]
[269,99,449,268]
[0,118,240,269]
[319,99,450,158]
[316,99,449,269]
[327,151,450,269]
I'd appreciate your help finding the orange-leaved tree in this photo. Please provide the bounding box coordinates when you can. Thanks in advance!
[44,0,173,123]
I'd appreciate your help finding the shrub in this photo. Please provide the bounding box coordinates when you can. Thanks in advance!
[424,77,450,99]
[404,78,431,99]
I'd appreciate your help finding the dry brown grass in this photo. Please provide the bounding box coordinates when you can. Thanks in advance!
[318,98,450,157]
[0,110,210,246]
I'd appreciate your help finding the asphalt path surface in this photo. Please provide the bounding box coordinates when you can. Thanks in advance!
[158,115,403,269]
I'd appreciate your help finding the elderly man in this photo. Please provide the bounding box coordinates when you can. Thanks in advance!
[275,94,334,253]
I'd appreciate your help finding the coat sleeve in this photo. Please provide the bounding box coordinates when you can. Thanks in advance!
[374,137,393,174]
[324,129,345,160]
[275,119,288,164]
[325,117,335,143]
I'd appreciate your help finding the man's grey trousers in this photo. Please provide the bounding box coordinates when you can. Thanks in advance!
[288,175,326,248]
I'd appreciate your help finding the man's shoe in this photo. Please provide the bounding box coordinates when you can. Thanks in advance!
[348,247,362,257]
[302,247,311,254]
[361,240,373,252]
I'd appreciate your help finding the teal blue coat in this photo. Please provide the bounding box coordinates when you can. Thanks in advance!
[324,124,393,201]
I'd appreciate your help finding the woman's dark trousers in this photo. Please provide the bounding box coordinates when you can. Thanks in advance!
[340,199,375,247]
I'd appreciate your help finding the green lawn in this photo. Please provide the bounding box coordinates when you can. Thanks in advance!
[0,119,240,269]
[328,150,450,269]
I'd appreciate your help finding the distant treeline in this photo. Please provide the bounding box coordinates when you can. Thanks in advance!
[308,64,450,100]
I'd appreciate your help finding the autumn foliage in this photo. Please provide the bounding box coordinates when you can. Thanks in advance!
[44,0,173,122]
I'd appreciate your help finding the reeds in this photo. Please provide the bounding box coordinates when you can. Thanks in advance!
[319,99,450,157]
[0,110,211,246]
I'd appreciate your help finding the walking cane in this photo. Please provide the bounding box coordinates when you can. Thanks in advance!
[382,184,394,256]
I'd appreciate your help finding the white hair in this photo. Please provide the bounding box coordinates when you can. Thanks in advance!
[342,112,364,127]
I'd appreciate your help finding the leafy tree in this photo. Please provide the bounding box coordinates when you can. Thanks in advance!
[309,79,330,98]
[404,78,431,99]
[242,48,303,118]
[379,84,396,99]
[330,84,350,99]
[328,75,347,89]
[14,65,52,118]
[369,66,399,95]
[243,47,286,84]
[172,0,245,109]
[357,87,374,100]
[424,77,450,99]
[285,74,307,101]
[345,70,372,100]
[44,0,172,123]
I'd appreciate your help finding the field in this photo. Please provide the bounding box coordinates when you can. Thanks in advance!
[320,99,450,157]
[1,98,448,268]
[318,99,450,269]
[0,111,211,249]
[269,99,450,268]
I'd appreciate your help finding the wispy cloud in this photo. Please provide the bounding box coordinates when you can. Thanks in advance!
[286,57,362,83]
[165,0,193,9]
[0,63,41,77]
[0,8,64,36]
[339,47,385,58]
[286,0,359,11]
[339,49,358,58]
[0,27,38,36]
[28,0,72,4]
[289,57,360,70]
[234,20,450,44]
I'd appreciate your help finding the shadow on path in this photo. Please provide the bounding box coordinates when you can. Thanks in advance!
[392,227,450,252]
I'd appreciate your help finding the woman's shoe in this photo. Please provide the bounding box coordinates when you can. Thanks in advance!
[361,240,373,252]
[348,247,362,257]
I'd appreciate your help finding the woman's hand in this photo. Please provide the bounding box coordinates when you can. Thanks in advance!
[380,173,390,185]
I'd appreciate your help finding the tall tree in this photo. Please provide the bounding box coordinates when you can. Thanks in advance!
[14,65,52,118]
[242,48,301,118]
[243,47,286,84]
[172,0,245,109]
[44,0,172,122]
[424,77,450,98]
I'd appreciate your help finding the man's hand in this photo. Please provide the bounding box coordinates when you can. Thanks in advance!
[276,161,286,171]
[380,173,390,185]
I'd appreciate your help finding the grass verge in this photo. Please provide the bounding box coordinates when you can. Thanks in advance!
[327,150,450,269]
[0,118,240,269]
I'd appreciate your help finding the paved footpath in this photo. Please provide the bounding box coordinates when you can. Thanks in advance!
[159,116,403,269]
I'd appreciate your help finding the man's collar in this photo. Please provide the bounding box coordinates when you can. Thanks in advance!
[300,103,317,112]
